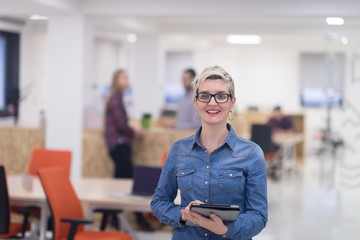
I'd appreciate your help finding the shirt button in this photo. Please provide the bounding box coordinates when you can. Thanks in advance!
[205,181,208,184]
[206,166,210,168]
[204,233,208,236]
[205,199,208,203]
[182,172,184,175]
[229,173,233,177]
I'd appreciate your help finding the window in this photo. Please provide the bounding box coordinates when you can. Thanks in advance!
[0,30,20,117]
[300,52,344,107]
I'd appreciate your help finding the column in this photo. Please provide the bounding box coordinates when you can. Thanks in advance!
[46,15,93,178]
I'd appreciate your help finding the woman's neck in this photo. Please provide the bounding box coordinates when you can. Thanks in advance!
[200,122,229,154]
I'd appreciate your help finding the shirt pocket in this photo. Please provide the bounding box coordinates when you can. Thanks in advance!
[176,168,195,192]
[217,169,245,194]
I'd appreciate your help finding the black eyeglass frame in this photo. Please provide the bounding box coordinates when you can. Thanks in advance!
[195,92,232,103]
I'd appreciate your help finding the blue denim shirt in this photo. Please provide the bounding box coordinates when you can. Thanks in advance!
[151,124,268,240]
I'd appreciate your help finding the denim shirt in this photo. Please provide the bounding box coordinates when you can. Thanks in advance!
[151,124,268,240]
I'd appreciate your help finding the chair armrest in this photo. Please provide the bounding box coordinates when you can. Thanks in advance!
[61,218,93,240]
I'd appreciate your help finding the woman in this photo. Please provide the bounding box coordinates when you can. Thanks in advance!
[104,69,143,178]
[151,66,268,239]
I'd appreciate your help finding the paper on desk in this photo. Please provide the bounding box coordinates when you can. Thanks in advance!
[111,193,152,201]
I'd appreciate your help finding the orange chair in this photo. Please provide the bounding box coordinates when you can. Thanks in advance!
[28,148,72,177]
[0,165,33,238]
[38,167,132,240]
[12,148,72,222]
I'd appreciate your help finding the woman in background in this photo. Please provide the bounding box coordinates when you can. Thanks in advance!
[105,69,143,178]
[104,69,152,231]
[151,66,268,239]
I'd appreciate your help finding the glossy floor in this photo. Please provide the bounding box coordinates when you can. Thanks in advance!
[137,150,360,240]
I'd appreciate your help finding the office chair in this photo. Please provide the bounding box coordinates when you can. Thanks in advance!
[28,148,72,177]
[38,167,132,240]
[12,148,72,232]
[250,124,281,179]
[0,165,35,238]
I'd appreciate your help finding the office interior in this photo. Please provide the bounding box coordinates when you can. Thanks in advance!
[1,0,360,239]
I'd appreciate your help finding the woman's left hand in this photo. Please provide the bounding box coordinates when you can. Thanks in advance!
[180,209,228,235]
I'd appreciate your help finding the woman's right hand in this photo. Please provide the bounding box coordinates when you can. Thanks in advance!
[134,128,144,138]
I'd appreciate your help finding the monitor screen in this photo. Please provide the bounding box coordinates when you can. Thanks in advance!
[301,88,342,107]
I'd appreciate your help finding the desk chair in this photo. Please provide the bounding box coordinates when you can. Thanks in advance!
[0,165,36,239]
[250,124,280,179]
[38,167,132,240]
[28,148,71,177]
[12,149,72,233]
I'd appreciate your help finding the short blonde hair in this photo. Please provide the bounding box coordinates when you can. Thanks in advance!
[192,65,235,98]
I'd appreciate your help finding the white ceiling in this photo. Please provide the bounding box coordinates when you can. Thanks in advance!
[1,0,360,36]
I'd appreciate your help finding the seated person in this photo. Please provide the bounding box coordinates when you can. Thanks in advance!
[267,106,295,133]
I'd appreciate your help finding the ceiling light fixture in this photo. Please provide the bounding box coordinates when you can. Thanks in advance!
[29,14,48,20]
[127,34,137,43]
[226,35,262,45]
[340,36,348,45]
[326,17,344,25]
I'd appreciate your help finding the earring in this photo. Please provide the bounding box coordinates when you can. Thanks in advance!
[194,110,201,120]
[228,110,234,121]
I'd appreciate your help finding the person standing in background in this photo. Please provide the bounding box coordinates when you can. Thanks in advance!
[104,69,153,231]
[104,69,143,178]
[176,68,202,129]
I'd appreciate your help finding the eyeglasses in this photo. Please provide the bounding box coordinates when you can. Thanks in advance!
[196,92,231,103]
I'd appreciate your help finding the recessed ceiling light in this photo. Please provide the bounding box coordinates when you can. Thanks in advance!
[29,14,48,20]
[340,36,348,45]
[226,35,262,45]
[127,34,137,43]
[326,17,344,25]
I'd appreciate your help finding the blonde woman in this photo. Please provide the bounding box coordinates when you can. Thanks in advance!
[151,66,267,239]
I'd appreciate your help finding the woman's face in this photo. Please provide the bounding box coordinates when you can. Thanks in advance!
[195,79,236,126]
[117,71,129,90]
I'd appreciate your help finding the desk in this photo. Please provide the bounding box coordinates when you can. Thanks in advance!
[272,133,304,175]
[8,176,156,240]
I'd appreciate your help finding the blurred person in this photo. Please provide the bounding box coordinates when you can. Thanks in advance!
[105,69,143,178]
[151,66,268,239]
[104,69,152,231]
[267,106,295,132]
[175,68,202,129]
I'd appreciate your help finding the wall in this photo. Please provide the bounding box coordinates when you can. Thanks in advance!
[18,20,48,128]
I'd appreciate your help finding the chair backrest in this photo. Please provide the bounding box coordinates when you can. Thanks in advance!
[38,167,83,240]
[28,149,71,177]
[250,124,273,153]
[0,165,10,234]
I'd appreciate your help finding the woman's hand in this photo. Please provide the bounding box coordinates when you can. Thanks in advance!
[180,201,228,236]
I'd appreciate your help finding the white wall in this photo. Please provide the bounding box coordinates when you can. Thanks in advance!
[18,20,48,127]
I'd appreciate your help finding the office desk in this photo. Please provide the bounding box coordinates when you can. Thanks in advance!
[272,132,304,174]
[8,176,157,240]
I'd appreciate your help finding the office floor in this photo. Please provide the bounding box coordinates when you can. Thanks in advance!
[136,148,360,240]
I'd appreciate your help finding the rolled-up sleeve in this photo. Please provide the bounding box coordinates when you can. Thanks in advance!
[226,145,268,239]
[151,144,183,227]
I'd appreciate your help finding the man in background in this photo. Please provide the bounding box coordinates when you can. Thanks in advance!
[176,68,201,129]
[267,106,295,132]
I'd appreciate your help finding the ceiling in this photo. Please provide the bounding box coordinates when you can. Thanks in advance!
[1,0,360,37]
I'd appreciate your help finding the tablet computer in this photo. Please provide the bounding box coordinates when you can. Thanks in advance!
[186,203,240,226]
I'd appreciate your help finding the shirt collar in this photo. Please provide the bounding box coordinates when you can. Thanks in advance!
[187,123,236,154]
